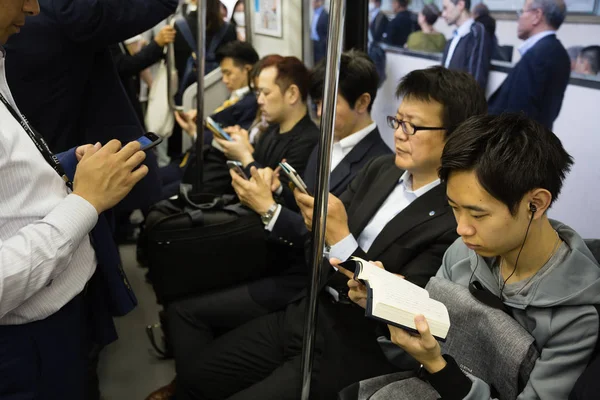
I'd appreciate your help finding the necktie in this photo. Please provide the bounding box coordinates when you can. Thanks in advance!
[213,95,240,114]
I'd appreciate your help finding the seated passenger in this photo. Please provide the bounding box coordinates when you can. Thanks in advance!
[406,4,446,53]
[145,49,390,400]
[172,67,487,400]
[198,55,320,195]
[345,113,600,400]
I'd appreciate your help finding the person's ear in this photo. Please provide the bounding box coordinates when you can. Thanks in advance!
[354,93,372,114]
[527,189,553,219]
[286,84,301,105]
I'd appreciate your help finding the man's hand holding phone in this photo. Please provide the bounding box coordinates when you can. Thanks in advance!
[230,166,276,215]
[216,131,255,166]
[174,109,197,137]
[294,191,351,246]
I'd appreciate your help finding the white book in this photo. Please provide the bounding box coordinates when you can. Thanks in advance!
[340,257,450,341]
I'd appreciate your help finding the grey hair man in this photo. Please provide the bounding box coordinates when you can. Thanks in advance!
[488,0,570,130]
[574,45,600,75]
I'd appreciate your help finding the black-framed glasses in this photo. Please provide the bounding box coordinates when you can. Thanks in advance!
[386,116,445,136]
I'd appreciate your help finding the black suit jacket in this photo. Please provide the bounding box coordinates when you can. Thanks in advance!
[110,41,165,124]
[250,154,457,310]
[383,11,418,47]
[488,34,570,130]
[201,92,258,144]
[4,0,178,210]
[441,21,492,90]
[370,11,389,42]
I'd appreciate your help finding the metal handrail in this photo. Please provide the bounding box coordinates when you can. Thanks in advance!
[194,0,207,193]
[166,15,178,111]
[299,0,347,399]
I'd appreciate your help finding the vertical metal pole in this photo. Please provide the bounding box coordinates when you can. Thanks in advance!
[299,0,346,399]
[194,0,207,193]
[166,16,178,111]
[244,0,253,44]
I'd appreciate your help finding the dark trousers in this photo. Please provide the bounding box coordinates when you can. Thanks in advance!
[169,283,271,399]
[177,294,398,400]
[0,295,90,399]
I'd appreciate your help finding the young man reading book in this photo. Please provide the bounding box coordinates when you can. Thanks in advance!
[173,67,487,400]
[342,113,600,399]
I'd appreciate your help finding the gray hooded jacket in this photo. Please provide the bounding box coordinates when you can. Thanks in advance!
[437,220,600,399]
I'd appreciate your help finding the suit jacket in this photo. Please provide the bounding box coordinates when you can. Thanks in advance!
[370,11,389,42]
[249,154,457,310]
[4,0,178,210]
[109,41,165,124]
[202,92,259,144]
[441,21,492,90]
[274,128,392,245]
[313,9,329,63]
[58,149,136,346]
[383,11,418,47]
[488,34,570,130]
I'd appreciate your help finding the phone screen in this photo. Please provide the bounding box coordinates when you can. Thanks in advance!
[136,133,162,151]
[137,136,153,148]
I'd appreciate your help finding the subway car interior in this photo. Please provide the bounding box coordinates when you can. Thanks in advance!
[2,0,600,399]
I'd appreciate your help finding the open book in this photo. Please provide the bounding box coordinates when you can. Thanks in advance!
[340,257,450,341]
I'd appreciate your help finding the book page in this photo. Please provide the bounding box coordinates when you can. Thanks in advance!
[354,258,429,300]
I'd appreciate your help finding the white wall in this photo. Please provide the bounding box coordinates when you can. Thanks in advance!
[372,51,600,238]
[250,0,304,59]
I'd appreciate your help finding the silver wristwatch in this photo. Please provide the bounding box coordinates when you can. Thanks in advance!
[261,204,279,225]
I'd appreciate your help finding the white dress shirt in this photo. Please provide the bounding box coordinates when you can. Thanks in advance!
[329,171,441,261]
[518,30,556,56]
[444,18,475,68]
[0,50,98,324]
[265,123,377,231]
[231,86,250,102]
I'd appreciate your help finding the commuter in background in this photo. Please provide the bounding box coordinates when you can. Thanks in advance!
[488,0,570,130]
[384,0,419,47]
[0,1,150,398]
[406,4,446,53]
[110,25,177,125]
[220,1,228,21]
[567,45,584,70]
[349,113,600,400]
[312,0,329,63]
[369,0,389,42]
[230,0,247,41]
[472,3,496,39]
[574,45,600,75]
[441,0,493,89]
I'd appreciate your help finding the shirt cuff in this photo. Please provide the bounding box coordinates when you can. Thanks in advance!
[329,234,359,262]
[275,184,283,196]
[43,194,99,244]
[264,204,282,232]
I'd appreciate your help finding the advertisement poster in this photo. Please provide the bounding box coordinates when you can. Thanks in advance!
[254,0,283,37]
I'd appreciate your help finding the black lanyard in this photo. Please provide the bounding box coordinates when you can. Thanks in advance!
[0,91,73,190]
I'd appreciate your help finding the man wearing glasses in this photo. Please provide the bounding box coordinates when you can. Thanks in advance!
[488,0,570,130]
[177,67,487,400]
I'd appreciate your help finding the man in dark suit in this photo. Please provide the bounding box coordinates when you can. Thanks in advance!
[172,67,487,400]
[3,0,178,212]
[383,0,418,47]
[311,0,329,63]
[488,0,570,130]
[369,0,389,42]
[441,0,493,89]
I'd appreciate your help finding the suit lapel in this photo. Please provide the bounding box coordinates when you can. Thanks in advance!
[349,164,403,236]
[329,129,379,194]
[366,184,449,259]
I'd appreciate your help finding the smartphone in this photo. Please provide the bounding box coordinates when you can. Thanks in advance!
[136,132,163,151]
[205,116,232,141]
[227,160,248,180]
[279,162,309,194]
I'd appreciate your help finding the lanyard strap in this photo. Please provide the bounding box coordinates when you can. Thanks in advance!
[0,91,73,190]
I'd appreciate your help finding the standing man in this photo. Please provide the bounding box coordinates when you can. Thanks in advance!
[488,0,570,130]
[0,0,150,397]
[441,0,493,90]
[311,0,329,63]
[369,0,389,42]
[383,0,418,48]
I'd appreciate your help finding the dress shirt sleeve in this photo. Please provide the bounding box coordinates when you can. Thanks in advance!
[0,194,98,319]
[329,233,359,261]
[264,204,282,232]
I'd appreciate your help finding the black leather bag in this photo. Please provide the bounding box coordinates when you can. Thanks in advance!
[144,186,268,305]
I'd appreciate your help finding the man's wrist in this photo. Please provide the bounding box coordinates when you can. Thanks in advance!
[256,200,276,216]
[326,228,351,247]
[240,154,254,167]
[422,356,447,374]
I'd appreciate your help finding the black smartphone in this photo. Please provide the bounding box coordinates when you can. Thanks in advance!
[136,132,163,151]
[226,160,248,180]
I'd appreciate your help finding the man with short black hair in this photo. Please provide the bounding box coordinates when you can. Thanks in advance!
[176,67,487,400]
[348,113,600,399]
[574,45,600,75]
[488,0,570,130]
[441,0,493,89]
